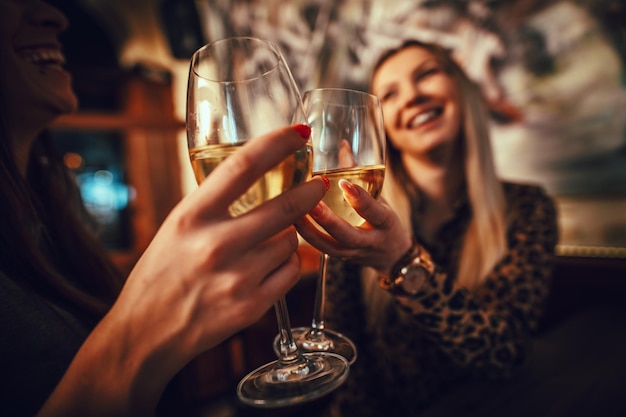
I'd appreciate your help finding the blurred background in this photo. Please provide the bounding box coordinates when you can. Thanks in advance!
[46,0,626,414]
[50,0,626,261]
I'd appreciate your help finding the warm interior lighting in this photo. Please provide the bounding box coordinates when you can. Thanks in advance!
[63,151,84,170]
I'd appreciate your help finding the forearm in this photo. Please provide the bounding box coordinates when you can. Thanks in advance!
[36,308,182,417]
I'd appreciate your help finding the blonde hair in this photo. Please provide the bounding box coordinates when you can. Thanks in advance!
[374,40,507,289]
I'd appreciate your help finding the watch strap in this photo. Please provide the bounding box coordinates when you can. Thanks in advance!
[378,240,435,294]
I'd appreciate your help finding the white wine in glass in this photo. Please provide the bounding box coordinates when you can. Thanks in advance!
[314,165,385,227]
[189,141,311,217]
[186,37,349,408]
[276,88,386,365]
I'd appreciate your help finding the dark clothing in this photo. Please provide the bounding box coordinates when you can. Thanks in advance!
[0,271,90,416]
[418,305,626,417]
[324,182,559,416]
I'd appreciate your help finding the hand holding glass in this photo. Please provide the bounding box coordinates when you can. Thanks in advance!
[278,88,386,364]
[186,38,349,408]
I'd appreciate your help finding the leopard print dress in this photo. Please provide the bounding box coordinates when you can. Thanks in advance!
[322,182,559,417]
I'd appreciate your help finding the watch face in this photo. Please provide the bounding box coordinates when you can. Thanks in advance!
[401,265,428,295]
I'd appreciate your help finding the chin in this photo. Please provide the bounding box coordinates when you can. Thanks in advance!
[33,98,78,129]
[49,92,79,116]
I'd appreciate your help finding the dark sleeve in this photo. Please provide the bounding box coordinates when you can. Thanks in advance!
[323,258,388,417]
[0,272,88,416]
[392,185,559,378]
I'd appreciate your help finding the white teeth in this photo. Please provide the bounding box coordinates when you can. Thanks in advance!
[410,109,438,127]
[20,48,65,67]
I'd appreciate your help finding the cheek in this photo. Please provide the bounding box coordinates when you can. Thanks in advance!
[381,104,409,149]
[443,83,463,133]
[449,100,463,136]
[387,136,404,154]
[381,104,398,131]
[385,126,408,152]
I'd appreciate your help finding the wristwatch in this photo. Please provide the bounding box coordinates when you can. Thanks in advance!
[378,241,435,296]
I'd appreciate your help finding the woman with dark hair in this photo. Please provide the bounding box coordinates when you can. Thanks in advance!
[0,1,326,416]
[297,40,558,416]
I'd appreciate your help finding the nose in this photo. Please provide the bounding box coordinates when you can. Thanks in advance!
[400,81,427,108]
[26,1,69,32]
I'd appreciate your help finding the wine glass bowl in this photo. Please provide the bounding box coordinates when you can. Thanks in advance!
[306,88,385,232]
[186,38,349,408]
[279,88,386,366]
[187,37,313,216]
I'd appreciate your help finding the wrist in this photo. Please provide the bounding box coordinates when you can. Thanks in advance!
[378,240,435,296]
[382,238,414,276]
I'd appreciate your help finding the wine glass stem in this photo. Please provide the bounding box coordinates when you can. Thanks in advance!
[310,253,330,332]
[274,296,300,361]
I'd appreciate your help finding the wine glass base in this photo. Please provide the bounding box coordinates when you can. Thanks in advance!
[274,327,358,365]
[237,352,349,408]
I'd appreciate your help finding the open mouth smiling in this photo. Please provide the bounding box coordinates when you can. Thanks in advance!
[18,47,66,70]
[407,106,443,129]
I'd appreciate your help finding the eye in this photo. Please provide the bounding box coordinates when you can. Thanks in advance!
[379,89,396,103]
[414,67,440,82]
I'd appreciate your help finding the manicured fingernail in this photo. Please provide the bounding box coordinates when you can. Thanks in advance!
[320,175,330,191]
[339,179,359,198]
[293,124,311,139]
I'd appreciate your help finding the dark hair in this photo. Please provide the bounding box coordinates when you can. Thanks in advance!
[0,84,123,325]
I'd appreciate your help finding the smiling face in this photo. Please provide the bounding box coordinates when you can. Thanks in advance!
[0,0,77,144]
[371,45,462,163]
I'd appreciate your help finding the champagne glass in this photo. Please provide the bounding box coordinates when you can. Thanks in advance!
[275,88,386,365]
[186,38,349,408]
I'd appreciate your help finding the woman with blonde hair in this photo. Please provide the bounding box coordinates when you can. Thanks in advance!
[297,39,558,416]
[380,39,508,289]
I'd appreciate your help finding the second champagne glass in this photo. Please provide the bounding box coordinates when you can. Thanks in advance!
[277,88,386,365]
[186,38,349,408]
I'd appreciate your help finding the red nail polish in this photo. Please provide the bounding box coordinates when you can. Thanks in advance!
[321,175,330,191]
[293,124,311,139]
